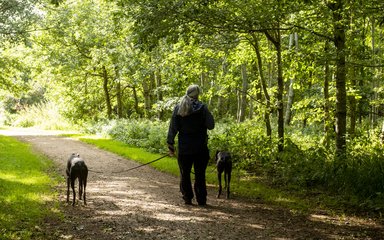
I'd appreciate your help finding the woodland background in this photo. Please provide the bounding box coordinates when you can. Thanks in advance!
[1,0,384,212]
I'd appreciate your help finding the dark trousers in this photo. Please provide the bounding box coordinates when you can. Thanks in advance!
[178,150,209,204]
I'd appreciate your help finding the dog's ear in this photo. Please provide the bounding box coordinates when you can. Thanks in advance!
[215,150,219,159]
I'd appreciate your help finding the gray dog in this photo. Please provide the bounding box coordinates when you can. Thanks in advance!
[66,153,88,206]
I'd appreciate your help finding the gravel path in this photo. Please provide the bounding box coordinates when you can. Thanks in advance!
[1,128,384,239]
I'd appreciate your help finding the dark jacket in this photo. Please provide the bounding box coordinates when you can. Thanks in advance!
[167,100,214,155]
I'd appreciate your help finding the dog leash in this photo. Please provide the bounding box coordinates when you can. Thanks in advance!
[111,154,169,174]
[88,169,103,173]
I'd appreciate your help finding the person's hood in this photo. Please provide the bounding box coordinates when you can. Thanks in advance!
[191,99,203,112]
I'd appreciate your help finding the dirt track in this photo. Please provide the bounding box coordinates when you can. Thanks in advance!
[1,128,384,239]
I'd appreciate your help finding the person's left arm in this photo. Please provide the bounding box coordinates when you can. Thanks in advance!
[204,105,215,130]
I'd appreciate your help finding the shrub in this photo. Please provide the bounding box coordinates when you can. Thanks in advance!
[101,119,169,154]
[6,102,72,130]
[209,120,277,173]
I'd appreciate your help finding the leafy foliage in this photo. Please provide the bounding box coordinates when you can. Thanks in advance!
[6,102,72,130]
[95,119,170,154]
[0,0,41,44]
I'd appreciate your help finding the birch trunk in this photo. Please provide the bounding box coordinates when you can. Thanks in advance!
[238,64,248,122]
[285,33,298,126]
[102,65,112,120]
[155,69,164,120]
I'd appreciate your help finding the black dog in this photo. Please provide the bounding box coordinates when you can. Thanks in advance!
[216,151,232,199]
[66,153,88,206]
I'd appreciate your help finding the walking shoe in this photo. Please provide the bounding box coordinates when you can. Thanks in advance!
[183,196,192,205]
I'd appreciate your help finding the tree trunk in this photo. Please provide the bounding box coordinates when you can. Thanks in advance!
[236,88,241,121]
[114,66,123,119]
[116,80,122,118]
[330,0,347,156]
[285,33,298,126]
[285,80,294,126]
[370,17,378,128]
[238,64,248,122]
[150,71,156,108]
[349,67,357,137]
[276,36,284,153]
[102,65,112,119]
[323,41,332,146]
[200,72,206,90]
[132,86,141,117]
[251,33,272,137]
[155,69,164,120]
[264,28,284,152]
[217,59,228,118]
[142,77,152,118]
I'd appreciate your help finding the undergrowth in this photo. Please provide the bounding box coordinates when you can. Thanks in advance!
[4,101,73,130]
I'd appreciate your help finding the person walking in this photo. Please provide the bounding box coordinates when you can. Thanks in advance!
[167,84,215,206]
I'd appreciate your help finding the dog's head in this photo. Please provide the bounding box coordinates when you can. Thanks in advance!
[215,151,231,163]
[68,153,81,162]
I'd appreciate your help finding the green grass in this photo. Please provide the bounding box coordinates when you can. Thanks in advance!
[0,135,60,240]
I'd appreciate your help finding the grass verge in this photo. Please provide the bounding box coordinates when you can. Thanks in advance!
[0,135,60,240]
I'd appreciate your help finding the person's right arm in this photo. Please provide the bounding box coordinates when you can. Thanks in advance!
[167,106,179,156]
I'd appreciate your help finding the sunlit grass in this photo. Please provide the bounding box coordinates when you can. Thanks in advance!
[0,135,60,239]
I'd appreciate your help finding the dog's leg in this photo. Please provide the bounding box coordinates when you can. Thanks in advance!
[83,171,88,205]
[66,177,70,203]
[79,178,83,200]
[71,177,76,206]
[83,179,87,205]
[217,170,222,198]
[226,170,231,199]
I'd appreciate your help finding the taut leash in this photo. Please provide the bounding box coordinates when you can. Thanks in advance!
[112,154,169,174]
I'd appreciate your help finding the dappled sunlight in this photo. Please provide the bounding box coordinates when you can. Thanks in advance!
[274,196,296,204]
[309,213,381,228]
[0,174,50,185]
[135,226,159,233]
[153,212,211,222]
[0,173,18,181]
[247,223,265,230]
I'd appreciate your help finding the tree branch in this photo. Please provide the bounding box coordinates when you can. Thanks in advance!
[291,24,333,41]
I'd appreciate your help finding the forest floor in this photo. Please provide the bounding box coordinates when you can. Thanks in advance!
[1,128,384,239]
